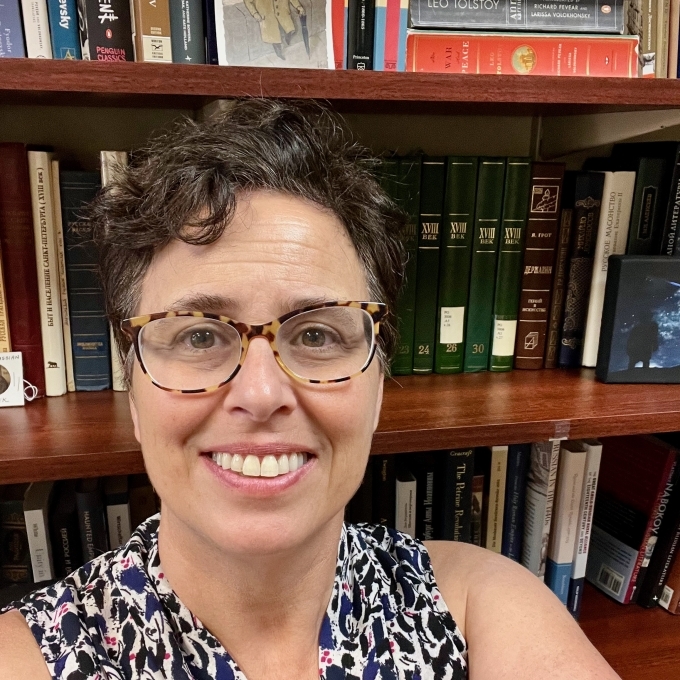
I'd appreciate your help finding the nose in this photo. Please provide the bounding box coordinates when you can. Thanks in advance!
[219,336,297,422]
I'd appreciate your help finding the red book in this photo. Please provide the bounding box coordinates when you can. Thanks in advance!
[0,143,46,397]
[406,32,639,77]
[331,0,347,69]
[384,0,400,71]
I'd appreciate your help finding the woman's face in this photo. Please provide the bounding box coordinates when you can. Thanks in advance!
[130,191,384,555]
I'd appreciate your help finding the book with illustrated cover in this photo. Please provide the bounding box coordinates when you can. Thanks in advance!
[77,0,135,60]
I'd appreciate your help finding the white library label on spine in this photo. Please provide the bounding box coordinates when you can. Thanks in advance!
[25,508,54,582]
[581,171,635,368]
[28,152,67,396]
[491,318,517,357]
[439,307,465,344]
[20,0,52,57]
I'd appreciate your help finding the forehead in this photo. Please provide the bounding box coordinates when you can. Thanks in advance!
[137,191,370,320]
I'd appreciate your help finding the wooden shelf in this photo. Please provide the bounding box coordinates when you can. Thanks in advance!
[2,369,679,484]
[5,59,680,114]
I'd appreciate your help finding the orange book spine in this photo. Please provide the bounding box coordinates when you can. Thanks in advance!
[406,32,639,77]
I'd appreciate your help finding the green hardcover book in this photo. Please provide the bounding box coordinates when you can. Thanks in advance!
[391,156,421,376]
[463,158,507,373]
[489,158,532,372]
[413,157,447,374]
[434,157,479,374]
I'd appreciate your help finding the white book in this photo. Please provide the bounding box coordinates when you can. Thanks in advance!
[581,170,636,367]
[50,159,75,393]
[20,0,52,58]
[521,440,560,581]
[24,481,55,582]
[485,445,508,553]
[104,476,132,549]
[28,151,67,397]
[395,470,416,538]
[100,151,129,392]
[545,441,587,604]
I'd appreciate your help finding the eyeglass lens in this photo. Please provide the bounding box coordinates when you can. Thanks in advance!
[138,307,375,390]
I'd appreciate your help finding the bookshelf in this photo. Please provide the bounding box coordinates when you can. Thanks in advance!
[2,59,680,679]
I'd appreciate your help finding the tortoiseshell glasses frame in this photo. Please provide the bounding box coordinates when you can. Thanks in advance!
[121,301,387,394]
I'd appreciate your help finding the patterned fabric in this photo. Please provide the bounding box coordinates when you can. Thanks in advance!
[3,515,468,679]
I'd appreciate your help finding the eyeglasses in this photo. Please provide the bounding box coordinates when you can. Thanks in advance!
[121,301,387,393]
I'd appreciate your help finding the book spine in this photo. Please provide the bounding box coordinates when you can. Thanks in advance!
[656,0,669,78]
[28,151,68,397]
[440,448,474,542]
[522,440,560,580]
[626,157,669,254]
[331,0,347,68]
[434,156,478,374]
[372,455,396,527]
[132,0,173,62]
[406,31,639,77]
[0,143,46,397]
[545,443,587,605]
[169,0,204,63]
[348,0,375,69]
[412,157,446,374]
[514,162,565,369]
[471,471,484,546]
[463,158,506,373]
[395,471,417,538]
[396,0,407,70]
[581,172,636,367]
[391,157,421,375]
[49,481,83,578]
[484,445,507,552]
[0,494,31,584]
[558,172,605,368]
[24,506,54,582]
[20,0,53,57]
[627,0,656,76]
[203,0,218,64]
[0,0,27,56]
[382,0,399,70]
[0,239,11,353]
[490,157,532,372]
[410,0,625,31]
[501,443,530,562]
[46,0,82,58]
[76,490,109,561]
[347,464,373,523]
[660,545,680,612]
[669,0,680,78]
[82,0,135,60]
[660,149,680,255]
[106,501,132,549]
[373,0,386,70]
[567,441,602,620]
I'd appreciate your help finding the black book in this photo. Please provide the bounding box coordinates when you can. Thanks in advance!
[202,0,218,64]
[347,0,375,70]
[49,480,84,578]
[412,452,443,541]
[440,448,474,542]
[75,479,109,563]
[346,463,373,524]
[372,455,396,528]
[77,0,134,61]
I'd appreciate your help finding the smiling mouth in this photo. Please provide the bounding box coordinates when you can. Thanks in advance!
[209,452,311,478]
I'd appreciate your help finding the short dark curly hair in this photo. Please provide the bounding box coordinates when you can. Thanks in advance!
[89,99,406,383]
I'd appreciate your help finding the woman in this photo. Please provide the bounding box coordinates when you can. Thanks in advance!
[0,100,621,679]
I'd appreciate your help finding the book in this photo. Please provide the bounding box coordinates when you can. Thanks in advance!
[409,0,625,32]
[660,146,680,255]
[514,162,565,369]
[544,173,575,369]
[586,435,677,604]
[203,0,218,63]
[412,157,447,374]
[0,143,46,397]
[372,454,396,527]
[346,463,373,523]
[581,171,635,368]
[169,0,204,63]
[440,448,474,542]
[567,440,603,620]
[20,0,52,57]
[373,0,406,70]
[132,0,173,62]
[0,0,26,56]
[627,0,656,76]
[471,463,484,547]
[331,0,347,68]
[47,0,81,58]
[23,480,55,583]
[348,0,374,69]
[395,466,417,537]
[129,474,158,529]
[406,31,639,77]
[61,171,112,391]
[77,0,135,60]
[0,244,10,353]
[545,441,587,605]
[463,157,506,373]
[522,440,560,580]
[558,172,605,368]
[596,255,680,383]
[0,484,31,584]
[501,443,530,562]
[434,156,478,374]
[412,452,442,540]
[215,0,332,68]
[669,0,680,78]
[104,475,132,549]
[490,157,532,372]
[484,445,508,553]
[75,478,109,562]
[28,151,68,397]
[49,480,83,578]
[656,0,669,78]
[660,551,680,613]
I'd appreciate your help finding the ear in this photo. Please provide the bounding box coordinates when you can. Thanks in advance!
[129,390,141,444]
[372,373,384,433]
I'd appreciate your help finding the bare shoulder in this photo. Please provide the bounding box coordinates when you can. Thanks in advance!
[0,610,51,680]
[424,540,621,680]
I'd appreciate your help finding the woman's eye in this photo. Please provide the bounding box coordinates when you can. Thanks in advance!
[189,330,215,349]
[301,328,326,348]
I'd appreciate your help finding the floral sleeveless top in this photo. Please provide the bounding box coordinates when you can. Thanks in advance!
[3,515,468,679]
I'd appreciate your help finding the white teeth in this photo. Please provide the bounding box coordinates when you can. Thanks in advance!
[277,454,290,474]
[231,454,244,473]
[242,455,261,476]
[299,453,306,467]
[222,453,232,470]
[289,453,299,472]
[260,455,279,477]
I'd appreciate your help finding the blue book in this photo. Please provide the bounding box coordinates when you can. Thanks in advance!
[373,0,386,70]
[0,0,26,57]
[60,171,111,392]
[47,0,81,59]
[500,444,530,561]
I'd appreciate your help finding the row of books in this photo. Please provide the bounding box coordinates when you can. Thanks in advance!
[351,433,680,618]
[0,474,158,588]
[0,144,127,399]
[386,143,680,377]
